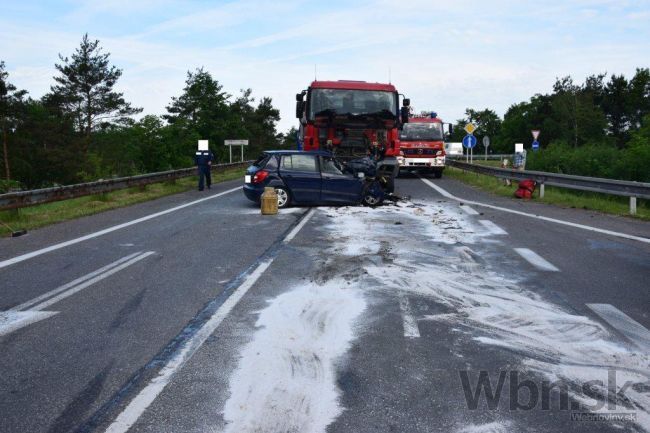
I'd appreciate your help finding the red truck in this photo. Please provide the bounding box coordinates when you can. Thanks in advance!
[295,80,410,193]
[397,113,452,178]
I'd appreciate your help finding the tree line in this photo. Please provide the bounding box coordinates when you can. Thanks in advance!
[0,34,291,192]
[448,69,650,181]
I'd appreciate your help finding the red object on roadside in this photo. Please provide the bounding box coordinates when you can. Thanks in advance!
[514,179,536,199]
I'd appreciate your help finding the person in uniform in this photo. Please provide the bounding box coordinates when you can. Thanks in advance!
[195,148,214,191]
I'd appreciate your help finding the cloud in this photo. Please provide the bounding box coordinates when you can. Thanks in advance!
[1,0,649,133]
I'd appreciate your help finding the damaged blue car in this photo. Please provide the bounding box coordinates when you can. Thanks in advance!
[243,150,385,208]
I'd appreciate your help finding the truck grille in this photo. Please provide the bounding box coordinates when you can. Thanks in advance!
[403,148,436,155]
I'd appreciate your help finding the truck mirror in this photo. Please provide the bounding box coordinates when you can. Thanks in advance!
[448,124,453,134]
[296,93,304,102]
[403,98,410,107]
[295,101,304,119]
[400,106,409,124]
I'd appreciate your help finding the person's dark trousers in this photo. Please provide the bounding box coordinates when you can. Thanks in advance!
[198,165,212,190]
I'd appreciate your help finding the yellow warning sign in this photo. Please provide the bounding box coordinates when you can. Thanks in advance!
[464,123,477,134]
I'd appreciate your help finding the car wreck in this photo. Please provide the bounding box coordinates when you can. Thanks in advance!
[243,150,385,208]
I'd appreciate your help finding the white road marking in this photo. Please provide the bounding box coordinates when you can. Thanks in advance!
[514,248,560,272]
[399,295,420,338]
[0,252,154,337]
[420,178,650,244]
[283,208,315,243]
[0,187,240,270]
[479,220,508,235]
[586,304,650,352]
[0,311,58,337]
[459,204,479,215]
[31,252,155,311]
[13,252,144,311]
[103,211,314,433]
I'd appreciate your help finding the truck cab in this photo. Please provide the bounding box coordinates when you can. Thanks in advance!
[397,114,451,178]
[295,80,409,193]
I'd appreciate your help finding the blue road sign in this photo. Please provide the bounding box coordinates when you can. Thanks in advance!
[532,140,540,151]
[462,134,477,149]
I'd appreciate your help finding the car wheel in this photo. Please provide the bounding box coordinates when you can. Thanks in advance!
[362,193,383,207]
[274,187,290,208]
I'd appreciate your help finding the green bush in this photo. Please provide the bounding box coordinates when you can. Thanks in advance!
[0,179,23,193]
[527,140,650,182]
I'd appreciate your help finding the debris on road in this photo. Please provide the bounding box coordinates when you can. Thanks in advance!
[219,200,649,432]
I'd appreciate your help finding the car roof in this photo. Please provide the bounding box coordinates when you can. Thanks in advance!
[263,150,333,156]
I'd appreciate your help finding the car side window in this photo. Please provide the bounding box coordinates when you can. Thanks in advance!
[264,155,278,170]
[320,157,343,175]
[281,154,317,172]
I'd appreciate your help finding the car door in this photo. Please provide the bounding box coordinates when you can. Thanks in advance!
[279,154,321,203]
[320,156,363,204]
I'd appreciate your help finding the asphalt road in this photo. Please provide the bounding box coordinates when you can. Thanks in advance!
[1,174,649,433]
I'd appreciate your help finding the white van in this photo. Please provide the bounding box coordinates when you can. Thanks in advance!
[445,142,463,156]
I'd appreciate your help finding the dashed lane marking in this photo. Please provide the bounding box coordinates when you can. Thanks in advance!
[586,304,650,352]
[514,248,560,272]
[479,220,508,235]
[459,204,479,215]
[399,294,420,338]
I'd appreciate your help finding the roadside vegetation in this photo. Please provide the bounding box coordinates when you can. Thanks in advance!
[444,167,650,221]
[0,167,244,237]
[0,35,294,193]
[448,70,650,182]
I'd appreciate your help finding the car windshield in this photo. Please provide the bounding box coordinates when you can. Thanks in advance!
[400,122,445,141]
[309,89,397,119]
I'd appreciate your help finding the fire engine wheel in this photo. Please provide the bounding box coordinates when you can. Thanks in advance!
[274,187,290,208]
[433,170,443,179]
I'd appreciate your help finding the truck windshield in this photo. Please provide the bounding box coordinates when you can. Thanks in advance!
[400,123,445,141]
[309,89,397,119]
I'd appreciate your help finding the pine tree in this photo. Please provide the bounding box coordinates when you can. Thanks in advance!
[0,61,28,180]
[50,34,141,154]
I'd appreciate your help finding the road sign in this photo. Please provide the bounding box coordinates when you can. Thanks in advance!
[531,130,540,140]
[532,140,540,151]
[224,139,248,163]
[482,136,490,148]
[464,123,477,135]
[462,134,477,149]
[224,139,249,146]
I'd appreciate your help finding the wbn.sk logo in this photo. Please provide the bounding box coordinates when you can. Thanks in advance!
[459,369,644,413]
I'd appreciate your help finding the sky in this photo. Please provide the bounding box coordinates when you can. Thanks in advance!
[1,0,650,133]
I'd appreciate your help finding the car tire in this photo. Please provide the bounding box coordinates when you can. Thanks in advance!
[274,186,290,208]
[362,193,383,207]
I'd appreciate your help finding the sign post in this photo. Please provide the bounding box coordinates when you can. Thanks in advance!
[224,139,249,163]
[483,136,490,161]
[463,123,477,163]
[462,134,477,163]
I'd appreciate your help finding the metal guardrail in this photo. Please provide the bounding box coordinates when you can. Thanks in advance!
[447,154,513,161]
[447,160,650,215]
[0,161,252,211]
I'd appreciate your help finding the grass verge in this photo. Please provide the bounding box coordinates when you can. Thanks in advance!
[0,168,245,237]
[444,166,650,221]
